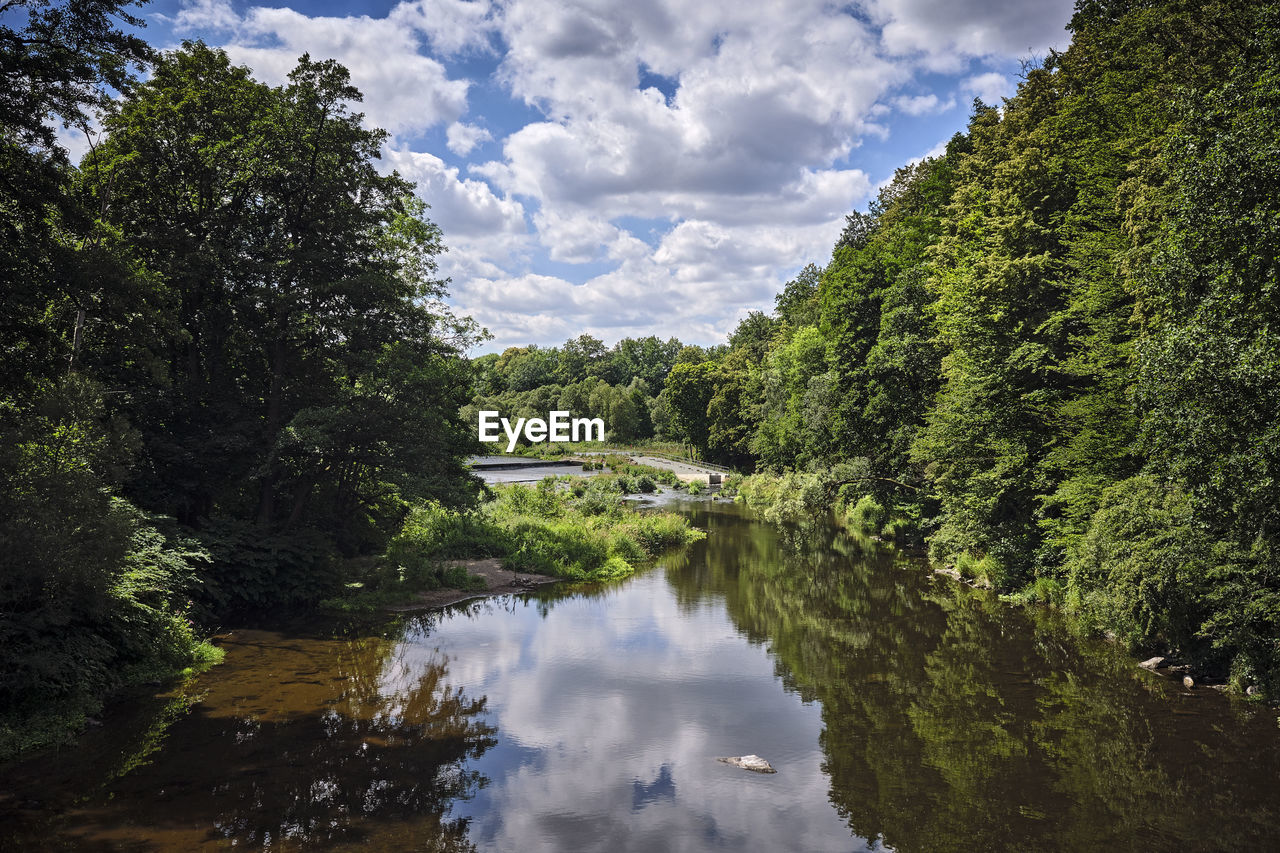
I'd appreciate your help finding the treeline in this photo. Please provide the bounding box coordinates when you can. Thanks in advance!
[466,335,724,446]
[1,2,479,753]
[655,0,1280,690]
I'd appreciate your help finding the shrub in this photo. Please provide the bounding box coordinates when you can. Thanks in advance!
[1064,475,1209,657]
[848,495,888,534]
[577,478,623,515]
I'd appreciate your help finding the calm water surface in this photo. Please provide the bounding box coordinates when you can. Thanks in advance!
[3,500,1280,851]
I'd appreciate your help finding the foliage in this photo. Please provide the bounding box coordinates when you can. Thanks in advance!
[84,44,483,538]
[634,0,1280,690]
[0,379,216,758]
[1063,476,1209,656]
[0,31,485,753]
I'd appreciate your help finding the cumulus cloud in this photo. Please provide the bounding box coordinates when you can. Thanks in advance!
[168,0,239,32]
[483,0,898,222]
[963,70,1016,105]
[891,93,956,116]
[866,0,1074,67]
[385,148,526,239]
[171,0,471,136]
[391,0,498,56]
[446,121,493,156]
[169,0,1077,349]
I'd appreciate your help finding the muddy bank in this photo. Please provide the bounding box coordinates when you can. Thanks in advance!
[384,557,559,611]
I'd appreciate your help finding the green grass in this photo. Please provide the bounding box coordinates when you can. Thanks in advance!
[480,479,704,581]
[323,476,705,611]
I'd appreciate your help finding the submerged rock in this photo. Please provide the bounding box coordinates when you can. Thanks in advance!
[1139,656,1165,671]
[717,755,776,774]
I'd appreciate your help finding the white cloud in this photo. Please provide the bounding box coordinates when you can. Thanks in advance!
[385,148,526,239]
[963,70,1016,105]
[449,213,846,350]
[172,1,471,136]
[168,0,239,32]
[531,209,620,263]
[446,121,493,156]
[391,0,498,56]
[866,0,1074,68]
[891,93,956,116]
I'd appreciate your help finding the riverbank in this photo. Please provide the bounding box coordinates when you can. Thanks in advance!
[731,469,1271,699]
[384,558,559,611]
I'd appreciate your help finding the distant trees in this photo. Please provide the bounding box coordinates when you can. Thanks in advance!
[467,334,688,447]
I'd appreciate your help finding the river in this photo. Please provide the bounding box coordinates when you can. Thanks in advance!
[2,498,1278,851]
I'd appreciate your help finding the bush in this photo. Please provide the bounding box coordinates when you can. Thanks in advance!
[848,495,888,534]
[195,519,340,613]
[0,383,222,758]
[1064,475,1209,657]
[577,478,623,515]
[687,479,705,495]
[955,552,1002,588]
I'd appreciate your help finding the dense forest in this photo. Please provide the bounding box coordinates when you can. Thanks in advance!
[479,0,1280,693]
[0,1,484,754]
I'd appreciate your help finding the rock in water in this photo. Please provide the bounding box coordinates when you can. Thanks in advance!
[717,755,776,774]
[1138,656,1165,670]
[1183,675,1196,689]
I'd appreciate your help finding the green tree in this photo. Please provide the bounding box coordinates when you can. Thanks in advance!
[662,361,716,457]
[87,43,481,543]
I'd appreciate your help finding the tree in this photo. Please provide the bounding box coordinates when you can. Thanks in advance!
[662,361,716,458]
[1,0,152,399]
[774,263,823,328]
[1130,8,1280,686]
[557,334,606,384]
[86,43,481,542]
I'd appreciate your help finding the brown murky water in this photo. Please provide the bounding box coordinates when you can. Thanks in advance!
[3,500,1279,851]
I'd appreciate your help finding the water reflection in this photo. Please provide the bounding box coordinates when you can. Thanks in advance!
[2,626,495,851]
[4,503,1280,852]
[668,502,1280,851]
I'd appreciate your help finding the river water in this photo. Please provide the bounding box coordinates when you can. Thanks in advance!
[3,499,1279,851]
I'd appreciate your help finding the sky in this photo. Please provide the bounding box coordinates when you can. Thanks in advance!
[61,0,1076,353]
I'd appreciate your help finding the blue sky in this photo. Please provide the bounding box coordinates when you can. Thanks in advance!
[61,0,1076,352]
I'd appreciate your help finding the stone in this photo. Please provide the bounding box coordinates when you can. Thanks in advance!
[1247,685,1260,697]
[1138,656,1165,670]
[717,755,777,774]
[1183,675,1195,689]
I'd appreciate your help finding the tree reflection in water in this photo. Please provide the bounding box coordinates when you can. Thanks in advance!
[6,502,1280,852]
[665,502,1280,852]
[2,625,495,851]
